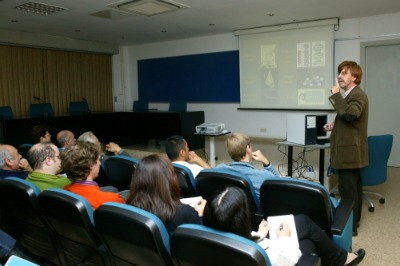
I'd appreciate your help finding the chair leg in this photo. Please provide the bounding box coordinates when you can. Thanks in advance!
[362,190,385,212]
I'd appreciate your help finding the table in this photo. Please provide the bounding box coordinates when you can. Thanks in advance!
[196,130,230,167]
[276,141,331,185]
[0,111,205,150]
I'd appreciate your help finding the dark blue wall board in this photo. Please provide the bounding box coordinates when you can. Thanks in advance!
[138,51,239,102]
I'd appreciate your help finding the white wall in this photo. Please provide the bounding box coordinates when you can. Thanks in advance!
[115,12,400,139]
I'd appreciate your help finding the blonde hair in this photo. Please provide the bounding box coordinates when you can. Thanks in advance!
[225,133,250,161]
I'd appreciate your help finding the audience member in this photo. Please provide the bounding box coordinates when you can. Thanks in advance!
[62,141,125,209]
[126,153,206,235]
[29,124,51,143]
[203,187,365,266]
[0,144,32,179]
[56,130,76,150]
[216,133,280,201]
[77,131,130,159]
[26,143,71,191]
[165,135,210,177]
[77,131,129,189]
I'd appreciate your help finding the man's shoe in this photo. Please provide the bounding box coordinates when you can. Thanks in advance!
[352,231,358,236]
[345,248,365,266]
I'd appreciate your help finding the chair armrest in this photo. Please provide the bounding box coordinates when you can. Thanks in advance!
[255,209,264,221]
[331,199,354,235]
[297,253,321,266]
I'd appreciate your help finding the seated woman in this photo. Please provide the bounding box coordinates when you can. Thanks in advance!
[203,187,365,266]
[61,141,125,209]
[126,153,206,235]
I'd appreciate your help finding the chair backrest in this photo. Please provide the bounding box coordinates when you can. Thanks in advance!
[0,177,63,265]
[37,188,109,266]
[196,168,260,212]
[260,177,333,235]
[132,100,149,112]
[0,106,13,120]
[29,103,54,118]
[260,177,353,252]
[104,155,139,191]
[170,224,271,266]
[361,134,393,186]
[94,202,173,266]
[69,101,90,116]
[173,163,197,198]
[17,143,33,159]
[168,100,187,112]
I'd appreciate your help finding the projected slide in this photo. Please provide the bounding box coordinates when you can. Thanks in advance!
[239,25,334,110]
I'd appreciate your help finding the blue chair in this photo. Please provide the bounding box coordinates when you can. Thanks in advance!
[94,202,173,266]
[0,106,13,120]
[69,101,90,116]
[37,188,110,266]
[168,100,187,112]
[0,177,64,265]
[29,103,53,118]
[260,177,353,252]
[171,224,271,266]
[172,163,197,198]
[361,134,393,212]
[196,168,261,229]
[132,100,149,112]
[104,155,139,191]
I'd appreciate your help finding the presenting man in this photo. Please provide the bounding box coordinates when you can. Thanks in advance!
[324,61,369,236]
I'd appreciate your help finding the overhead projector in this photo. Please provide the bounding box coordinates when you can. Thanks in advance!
[195,123,225,134]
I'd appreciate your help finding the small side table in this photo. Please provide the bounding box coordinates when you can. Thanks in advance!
[196,130,230,167]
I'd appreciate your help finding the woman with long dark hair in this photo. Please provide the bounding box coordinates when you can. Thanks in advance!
[126,153,206,234]
[203,187,365,266]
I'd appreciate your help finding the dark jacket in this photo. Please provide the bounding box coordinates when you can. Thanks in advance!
[329,86,369,169]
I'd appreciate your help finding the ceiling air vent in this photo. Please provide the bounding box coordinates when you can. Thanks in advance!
[14,1,67,15]
[108,0,189,16]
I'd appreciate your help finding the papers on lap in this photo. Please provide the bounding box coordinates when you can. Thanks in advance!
[180,196,203,207]
[267,214,299,248]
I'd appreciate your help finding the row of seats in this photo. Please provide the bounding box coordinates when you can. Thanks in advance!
[95,154,354,254]
[0,101,90,119]
[0,100,187,120]
[90,156,352,255]
[0,177,276,265]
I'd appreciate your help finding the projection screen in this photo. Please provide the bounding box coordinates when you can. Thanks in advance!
[236,21,336,110]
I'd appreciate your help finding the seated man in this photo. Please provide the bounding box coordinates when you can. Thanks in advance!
[26,143,71,191]
[56,130,76,150]
[77,131,130,159]
[0,144,32,180]
[165,135,210,178]
[62,141,125,209]
[216,133,280,201]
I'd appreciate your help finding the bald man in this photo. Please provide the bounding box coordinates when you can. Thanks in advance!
[56,130,76,150]
[0,144,32,179]
[26,142,71,191]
